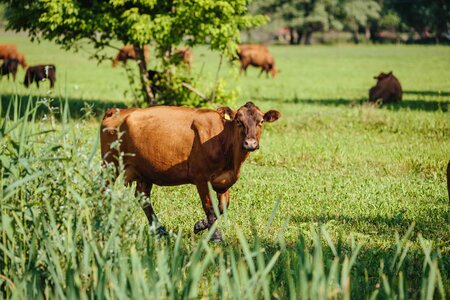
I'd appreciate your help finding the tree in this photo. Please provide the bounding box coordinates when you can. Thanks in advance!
[257,0,343,45]
[384,0,449,43]
[1,0,265,105]
[341,0,381,43]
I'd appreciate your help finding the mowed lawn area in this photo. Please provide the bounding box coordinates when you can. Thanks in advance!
[1,34,449,295]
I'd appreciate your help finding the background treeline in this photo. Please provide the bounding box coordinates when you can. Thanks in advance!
[247,0,449,45]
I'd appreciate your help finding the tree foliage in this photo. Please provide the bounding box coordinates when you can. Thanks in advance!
[254,0,448,44]
[1,0,266,105]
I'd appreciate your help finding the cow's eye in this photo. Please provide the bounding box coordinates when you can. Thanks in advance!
[236,119,243,126]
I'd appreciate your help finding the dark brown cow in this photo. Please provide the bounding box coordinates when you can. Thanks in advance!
[0,44,28,69]
[112,45,150,67]
[24,64,56,88]
[369,72,402,104]
[237,44,277,78]
[100,102,281,241]
[1,59,19,81]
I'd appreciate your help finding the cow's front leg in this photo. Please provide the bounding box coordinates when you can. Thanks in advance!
[194,189,230,234]
[195,182,223,242]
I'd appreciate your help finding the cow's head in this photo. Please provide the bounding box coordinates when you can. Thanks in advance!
[220,102,281,151]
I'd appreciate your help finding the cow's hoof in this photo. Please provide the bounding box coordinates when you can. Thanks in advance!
[156,226,168,237]
[210,230,223,243]
[194,219,208,234]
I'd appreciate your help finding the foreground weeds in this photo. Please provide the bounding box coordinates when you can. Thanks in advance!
[0,98,448,299]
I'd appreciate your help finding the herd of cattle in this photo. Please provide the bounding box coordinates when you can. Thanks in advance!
[0,43,402,104]
[0,42,420,240]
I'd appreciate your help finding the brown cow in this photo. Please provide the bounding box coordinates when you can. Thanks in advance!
[237,44,277,78]
[112,45,150,67]
[0,44,28,69]
[369,72,402,104]
[1,59,19,81]
[100,102,281,241]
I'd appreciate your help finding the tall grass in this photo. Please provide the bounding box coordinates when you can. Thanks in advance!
[0,97,447,299]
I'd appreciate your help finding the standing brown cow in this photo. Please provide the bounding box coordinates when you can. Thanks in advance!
[112,45,150,67]
[369,72,402,104]
[237,44,277,78]
[100,102,281,241]
[0,44,28,69]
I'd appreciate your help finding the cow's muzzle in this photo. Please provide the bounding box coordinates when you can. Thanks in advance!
[243,138,259,151]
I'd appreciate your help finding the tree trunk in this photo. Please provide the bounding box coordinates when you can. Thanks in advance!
[289,27,295,45]
[134,46,156,106]
[365,25,371,40]
[304,31,313,45]
[352,31,360,44]
[296,29,303,45]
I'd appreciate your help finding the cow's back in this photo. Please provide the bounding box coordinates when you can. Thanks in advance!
[101,106,225,185]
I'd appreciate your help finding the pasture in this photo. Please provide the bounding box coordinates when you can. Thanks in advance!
[1,34,450,299]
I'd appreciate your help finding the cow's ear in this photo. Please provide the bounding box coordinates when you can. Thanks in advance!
[263,110,281,123]
[217,106,235,121]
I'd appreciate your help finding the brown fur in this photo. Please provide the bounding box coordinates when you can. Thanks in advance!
[112,45,150,67]
[237,44,277,78]
[369,72,402,104]
[24,64,56,88]
[0,44,28,69]
[1,59,19,81]
[100,102,281,240]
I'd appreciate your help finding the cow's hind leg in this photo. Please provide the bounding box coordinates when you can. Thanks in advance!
[125,167,166,236]
[194,182,223,242]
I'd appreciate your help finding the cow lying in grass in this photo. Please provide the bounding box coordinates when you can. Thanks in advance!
[24,64,56,88]
[237,44,277,78]
[0,44,28,69]
[112,45,150,67]
[369,72,402,104]
[1,59,19,81]
[100,102,281,241]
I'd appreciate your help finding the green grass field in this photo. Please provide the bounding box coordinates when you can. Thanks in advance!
[1,34,449,299]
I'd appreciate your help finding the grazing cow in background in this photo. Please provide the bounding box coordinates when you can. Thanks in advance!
[1,59,19,81]
[237,44,277,78]
[173,48,193,70]
[100,102,281,241]
[369,72,402,104]
[0,44,28,69]
[112,45,150,67]
[24,64,56,88]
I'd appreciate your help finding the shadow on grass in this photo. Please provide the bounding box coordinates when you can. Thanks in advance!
[0,93,128,119]
[258,96,449,112]
[404,90,450,97]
